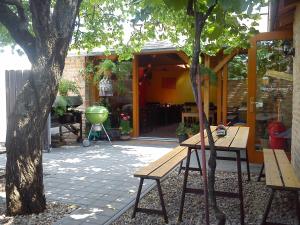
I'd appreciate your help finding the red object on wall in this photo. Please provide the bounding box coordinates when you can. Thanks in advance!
[268,121,286,149]
[162,77,176,89]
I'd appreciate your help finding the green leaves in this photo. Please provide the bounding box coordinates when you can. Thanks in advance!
[163,0,188,10]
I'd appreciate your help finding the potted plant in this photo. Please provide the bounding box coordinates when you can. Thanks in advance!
[187,123,200,137]
[119,113,132,140]
[58,79,82,107]
[176,122,188,143]
[99,59,116,77]
[52,79,82,124]
[52,96,73,123]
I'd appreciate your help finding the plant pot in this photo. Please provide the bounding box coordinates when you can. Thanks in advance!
[109,128,121,140]
[178,134,188,143]
[65,96,83,108]
[120,134,131,140]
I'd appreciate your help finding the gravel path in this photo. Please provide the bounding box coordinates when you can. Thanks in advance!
[112,171,299,225]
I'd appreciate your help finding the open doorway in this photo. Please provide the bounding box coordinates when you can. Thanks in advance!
[138,53,194,138]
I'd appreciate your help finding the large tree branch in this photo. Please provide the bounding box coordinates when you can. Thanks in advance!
[29,0,51,45]
[49,0,82,69]
[0,3,36,62]
[187,0,194,16]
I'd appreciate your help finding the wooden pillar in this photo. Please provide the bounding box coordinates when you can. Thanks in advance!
[132,55,139,137]
[217,70,222,124]
[203,55,210,118]
[222,64,228,124]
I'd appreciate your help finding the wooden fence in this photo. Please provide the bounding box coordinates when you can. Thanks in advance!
[5,70,50,151]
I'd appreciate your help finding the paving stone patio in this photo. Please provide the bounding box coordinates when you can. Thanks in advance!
[0,140,178,225]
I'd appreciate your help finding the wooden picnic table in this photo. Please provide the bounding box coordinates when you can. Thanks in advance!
[178,126,250,225]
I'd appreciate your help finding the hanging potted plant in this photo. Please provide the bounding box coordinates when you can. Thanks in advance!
[97,60,116,97]
[119,113,132,140]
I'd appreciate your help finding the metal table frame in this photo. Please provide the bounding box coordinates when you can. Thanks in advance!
[178,130,250,225]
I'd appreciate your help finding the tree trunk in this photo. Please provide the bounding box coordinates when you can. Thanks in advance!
[204,114,226,224]
[5,65,60,215]
[189,8,226,225]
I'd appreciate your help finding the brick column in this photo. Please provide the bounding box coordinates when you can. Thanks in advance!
[291,4,300,179]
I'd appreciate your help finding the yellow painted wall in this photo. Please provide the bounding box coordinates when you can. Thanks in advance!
[145,66,195,104]
[144,65,217,105]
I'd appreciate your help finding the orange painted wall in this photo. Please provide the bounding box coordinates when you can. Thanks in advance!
[145,66,194,104]
[144,65,217,105]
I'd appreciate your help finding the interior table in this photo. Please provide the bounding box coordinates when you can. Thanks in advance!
[178,126,250,225]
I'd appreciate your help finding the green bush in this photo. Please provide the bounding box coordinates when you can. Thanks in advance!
[58,79,80,96]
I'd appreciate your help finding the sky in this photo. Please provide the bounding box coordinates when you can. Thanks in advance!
[0,7,269,143]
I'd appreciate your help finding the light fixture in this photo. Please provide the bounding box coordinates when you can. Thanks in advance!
[282,40,295,57]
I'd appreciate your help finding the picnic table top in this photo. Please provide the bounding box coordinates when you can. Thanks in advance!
[180,126,250,151]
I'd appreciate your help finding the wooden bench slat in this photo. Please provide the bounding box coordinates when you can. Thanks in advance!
[214,126,239,149]
[134,146,186,177]
[148,147,189,179]
[274,150,300,190]
[230,127,249,149]
[263,149,283,188]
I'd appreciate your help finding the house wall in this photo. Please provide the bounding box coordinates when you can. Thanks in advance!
[144,65,217,106]
[292,4,300,178]
[145,66,194,104]
[62,56,87,132]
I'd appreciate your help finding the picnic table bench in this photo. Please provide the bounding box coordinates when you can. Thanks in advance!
[261,149,300,225]
[132,145,189,223]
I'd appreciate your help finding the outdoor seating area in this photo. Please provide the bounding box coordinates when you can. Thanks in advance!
[1,138,299,225]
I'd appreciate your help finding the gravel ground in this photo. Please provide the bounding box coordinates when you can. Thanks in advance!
[112,171,299,225]
[0,202,78,225]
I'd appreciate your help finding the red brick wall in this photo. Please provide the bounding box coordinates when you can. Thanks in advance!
[62,56,87,132]
[292,4,300,179]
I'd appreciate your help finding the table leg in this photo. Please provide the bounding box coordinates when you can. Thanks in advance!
[178,148,192,222]
[194,150,202,176]
[132,178,144,219]
[295,191,300,225]
[178,161,183,175]
[245,148,251,181]
[260,189,275,225]
[156,179,168,223]
[236,150,245,225]
[257,163,265,182]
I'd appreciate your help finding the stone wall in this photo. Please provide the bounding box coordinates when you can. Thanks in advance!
[292,4,300,178]
[62,56,87,132]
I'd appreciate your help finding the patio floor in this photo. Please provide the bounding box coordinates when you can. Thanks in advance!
[0,140,260,225]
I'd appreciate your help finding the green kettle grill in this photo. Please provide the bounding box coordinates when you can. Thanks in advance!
[83,105,112,146]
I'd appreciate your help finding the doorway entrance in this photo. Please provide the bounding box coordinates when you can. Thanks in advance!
[247,31,293,163]
[137,53,193,138]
